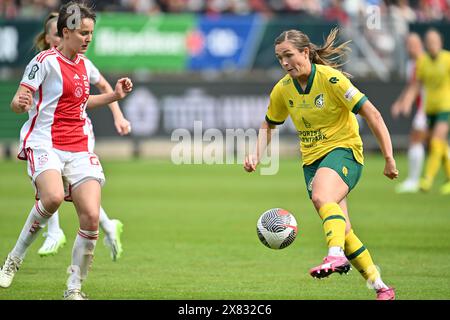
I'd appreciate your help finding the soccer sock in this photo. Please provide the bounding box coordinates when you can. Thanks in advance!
[319,203,346,251]
[99,206,113,234]
[47,211,62,235]
[443,143,450,180]
[423,138,446,182]
[344,229,387,289]
[67,229,98,291]
[407,143,425,183]
[11,200,52,260]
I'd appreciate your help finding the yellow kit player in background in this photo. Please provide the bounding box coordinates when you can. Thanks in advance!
[402,29,450,194]
[244,28,398,300]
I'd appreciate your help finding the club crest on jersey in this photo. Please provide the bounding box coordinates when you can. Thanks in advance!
[38,153,48,167]
[75,86,83,98]
[314,94,324,108]
[28,64,39,80]
[288,99,294,107]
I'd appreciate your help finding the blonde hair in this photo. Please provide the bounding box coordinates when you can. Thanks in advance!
[275,28,352,76]
[34,12,59,52]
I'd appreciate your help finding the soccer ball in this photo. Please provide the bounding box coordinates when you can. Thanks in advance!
[256,208,298,249]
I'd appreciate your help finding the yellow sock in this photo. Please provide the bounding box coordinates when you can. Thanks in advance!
[423,138,446,182]
[443,143,450,180]
[319,203,346,249]
[344,229,379,282]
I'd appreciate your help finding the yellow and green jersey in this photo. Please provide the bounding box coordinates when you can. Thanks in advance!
[266,63,367,166]
[416,50,450,115]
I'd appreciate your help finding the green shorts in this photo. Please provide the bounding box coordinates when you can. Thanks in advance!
[427,112,450,129]
[302,148,363,199]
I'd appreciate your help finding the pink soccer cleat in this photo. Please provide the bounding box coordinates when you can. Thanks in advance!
[309,255,351,279]
[376,287,396,300]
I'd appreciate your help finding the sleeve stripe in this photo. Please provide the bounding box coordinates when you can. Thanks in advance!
[20,82,37,93]
[265,115,285,125]
[352,96,368,114]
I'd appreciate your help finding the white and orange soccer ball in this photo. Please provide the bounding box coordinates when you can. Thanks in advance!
[256,208,298,249]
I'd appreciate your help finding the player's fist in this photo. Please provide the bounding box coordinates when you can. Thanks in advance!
[384,157,399,180]
[244,154,259,172]
[114,78,133,100]
[12,91,33,113]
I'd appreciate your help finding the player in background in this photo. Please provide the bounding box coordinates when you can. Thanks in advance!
[402,29,450,194]
[0,1,133,299]
[244,28,398,300]
[34,12,129,261]
[391,33,427,193]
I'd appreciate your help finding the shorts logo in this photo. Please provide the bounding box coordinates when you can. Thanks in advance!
[75,87,83,98]
[308,177,314,192]
[38,153,48,167]
[342,166,348,177]
[28,64,39,80]
[314,94,324,108]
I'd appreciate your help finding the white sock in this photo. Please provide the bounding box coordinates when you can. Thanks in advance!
[407,143,425,183]
[99,207,114,234]
[371,277,389,290]
[47,211,62,235]
[328,246,345,257]
[11,200,52,260]
[67,229,98,291]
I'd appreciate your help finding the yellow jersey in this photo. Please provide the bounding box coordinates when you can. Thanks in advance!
[266,63,367,166]
[416,50,450,115]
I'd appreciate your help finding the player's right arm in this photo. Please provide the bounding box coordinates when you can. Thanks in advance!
[11,85,33,114]
[11,54,47,114]
[244,120,276,172]
[244,83,287,172]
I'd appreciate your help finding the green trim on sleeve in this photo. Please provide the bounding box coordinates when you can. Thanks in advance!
[265,115,285,125]
[352,96,368,114]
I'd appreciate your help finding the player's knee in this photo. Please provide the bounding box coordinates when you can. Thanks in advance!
[41,192,64,213]
[80,211,100,230]
[311,192,328,210]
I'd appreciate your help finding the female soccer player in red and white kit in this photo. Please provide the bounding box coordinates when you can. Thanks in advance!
[0,1,133,300]
[34,12,129,261]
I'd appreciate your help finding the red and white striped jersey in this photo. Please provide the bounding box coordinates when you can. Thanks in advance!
[18,47,100,160]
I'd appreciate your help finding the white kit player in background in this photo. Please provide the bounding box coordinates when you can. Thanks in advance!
[0,2,133,300]
[32,12,130,261]
[391,32,427,193]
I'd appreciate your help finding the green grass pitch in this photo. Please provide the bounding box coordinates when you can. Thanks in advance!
[0,155,449,300]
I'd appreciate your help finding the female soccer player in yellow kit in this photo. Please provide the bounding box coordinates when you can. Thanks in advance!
[244,28,398,300]
[402,29,450,194]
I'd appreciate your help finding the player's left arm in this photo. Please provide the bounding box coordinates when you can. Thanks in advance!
[358,100,399,180]
[88,77,133,109]
[94,75,131,136]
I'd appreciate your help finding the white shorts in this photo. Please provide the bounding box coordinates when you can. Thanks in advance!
[412,108,427,131]
[25,147,105,201]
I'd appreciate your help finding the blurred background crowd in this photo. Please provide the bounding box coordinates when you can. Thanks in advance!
[1,0,450,22]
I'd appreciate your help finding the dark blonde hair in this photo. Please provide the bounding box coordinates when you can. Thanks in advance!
[275,28,351,76]
[57,1,96,37]
[34,12,59,52]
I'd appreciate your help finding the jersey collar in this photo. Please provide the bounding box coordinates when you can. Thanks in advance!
[293,63,316,95]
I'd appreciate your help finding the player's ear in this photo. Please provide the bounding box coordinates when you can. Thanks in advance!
[302,47,310,59]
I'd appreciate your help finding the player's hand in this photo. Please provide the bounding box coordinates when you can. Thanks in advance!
[244,154,259,172]
[390,101,402,118]
[384,157,399,180]
[17,91,33,113]
[114,78,133,100]
[114,117,132,136]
